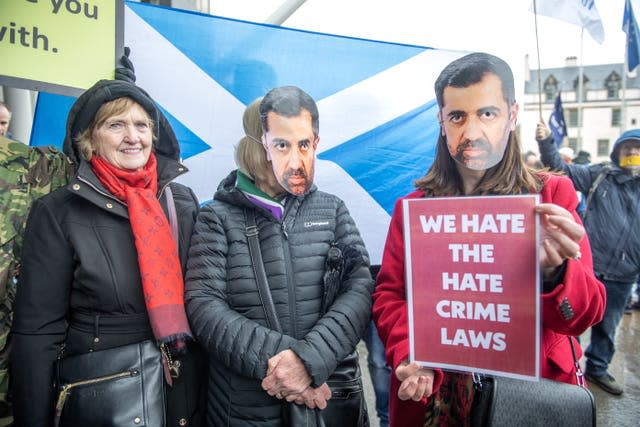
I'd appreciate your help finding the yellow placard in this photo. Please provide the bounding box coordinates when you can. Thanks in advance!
[0,0,122,94]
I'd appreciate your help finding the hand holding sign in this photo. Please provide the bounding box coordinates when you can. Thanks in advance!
[535,203,584,274]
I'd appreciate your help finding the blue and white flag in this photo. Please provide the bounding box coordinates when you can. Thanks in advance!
[624,0,640,72]
[30,1,466,263]
[548,92,567,146]
[532,0,605,44]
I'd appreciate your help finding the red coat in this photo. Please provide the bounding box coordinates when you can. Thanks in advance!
[372,174,606,427]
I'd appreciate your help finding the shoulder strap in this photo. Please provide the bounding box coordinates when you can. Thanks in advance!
[583,165,611,220]
[568,336,586,388]
[164,185,179,245]
[244,208,282,333]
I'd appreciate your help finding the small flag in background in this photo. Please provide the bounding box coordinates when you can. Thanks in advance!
[532,0,605,44]
[548,92,568,146]
[624,0,640,72]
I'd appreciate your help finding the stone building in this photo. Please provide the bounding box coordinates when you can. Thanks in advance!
[521,56,640,163]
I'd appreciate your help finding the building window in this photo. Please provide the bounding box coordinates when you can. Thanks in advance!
[597,139,609,157]
[612,108,621,126]
[605,71,621,99]
[568,138,578,152]
[543,75,558,102]
[568,109,579,127]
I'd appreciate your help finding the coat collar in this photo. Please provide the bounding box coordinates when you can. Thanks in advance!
[67,154,188,218]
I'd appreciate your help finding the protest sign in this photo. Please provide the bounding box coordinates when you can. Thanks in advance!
[0,0,123,95]
[404,195,540,379]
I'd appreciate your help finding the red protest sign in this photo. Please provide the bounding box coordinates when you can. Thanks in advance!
[403,195,540,379]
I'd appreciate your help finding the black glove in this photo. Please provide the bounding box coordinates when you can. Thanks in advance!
[115,46,136,83]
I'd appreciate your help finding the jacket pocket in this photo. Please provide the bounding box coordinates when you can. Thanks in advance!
[545,332,575,375]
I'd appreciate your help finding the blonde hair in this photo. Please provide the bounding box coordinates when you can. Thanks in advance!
[234,97,273,184]
[75,97,154,161]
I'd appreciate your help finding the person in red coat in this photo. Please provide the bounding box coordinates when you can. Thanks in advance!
[372,52,606,427]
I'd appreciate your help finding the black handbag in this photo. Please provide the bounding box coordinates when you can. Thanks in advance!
[244,209,369,427]
[471,337,596,427]
[54,339,166,427]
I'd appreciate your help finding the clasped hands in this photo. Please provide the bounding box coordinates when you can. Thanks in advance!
[261,349,332,409]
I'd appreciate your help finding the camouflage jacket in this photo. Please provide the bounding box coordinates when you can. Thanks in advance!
[0,136,72,423]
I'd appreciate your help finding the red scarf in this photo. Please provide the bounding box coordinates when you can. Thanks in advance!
[90,153,192,349]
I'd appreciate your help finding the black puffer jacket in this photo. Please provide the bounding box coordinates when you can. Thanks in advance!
[185,170,373,426]
[538,135,640,283]
[11,80,205,426]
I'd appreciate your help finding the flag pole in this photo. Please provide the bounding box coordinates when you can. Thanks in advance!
[577,28,585,151]
[265,0,308,25]
[622,32,629,133]
[533,0,543,120]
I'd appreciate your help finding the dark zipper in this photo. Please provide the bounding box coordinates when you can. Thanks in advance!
[281,205,298,338]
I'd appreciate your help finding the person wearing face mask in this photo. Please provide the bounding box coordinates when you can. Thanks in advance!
[372,52,605,426]
[185,89,373,426]
[536,124,640,396]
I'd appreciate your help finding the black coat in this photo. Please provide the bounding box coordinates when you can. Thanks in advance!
[11,79,205,426]
[11,156,205,426]
[185,170,373,426]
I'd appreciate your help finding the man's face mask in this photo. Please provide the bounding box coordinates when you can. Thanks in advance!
[262,111,318,196]
[439,74,518,172]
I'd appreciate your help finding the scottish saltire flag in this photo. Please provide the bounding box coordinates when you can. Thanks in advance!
[531,0,605,44]
[548,92,567,146]
[624,0,640,72]
[30,1,466,263]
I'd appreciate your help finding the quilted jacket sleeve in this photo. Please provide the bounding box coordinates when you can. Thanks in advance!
[185,203,296,380]
[289,199,374,387]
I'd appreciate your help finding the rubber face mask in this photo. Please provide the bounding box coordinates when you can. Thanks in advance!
[263,111,317,196]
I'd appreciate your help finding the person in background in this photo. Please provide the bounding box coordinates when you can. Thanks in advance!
[558,146,574,164]
[571,149,591,216]
[537,123,640,395]
[624,283,640,313]
[185,88,373,426]
[523,150,543,169]
[373,52,605,426]
[573,150,591,165]
[0,103,13,140]
[364,265,390,427]
[10,77,205,426]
